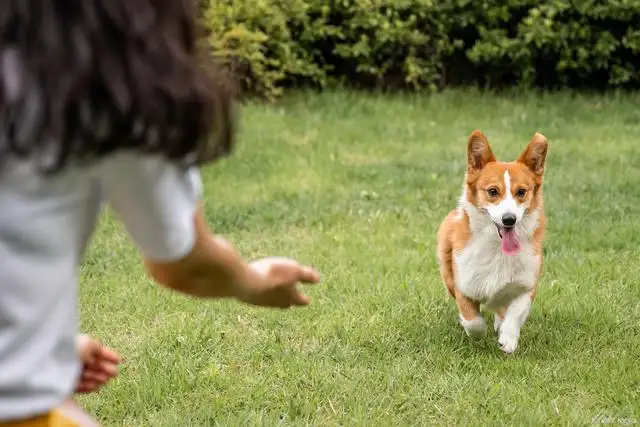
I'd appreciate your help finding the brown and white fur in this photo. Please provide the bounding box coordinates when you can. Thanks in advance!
[437,130,548,354]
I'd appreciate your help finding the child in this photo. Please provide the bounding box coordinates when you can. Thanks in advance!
[0,0,320,425]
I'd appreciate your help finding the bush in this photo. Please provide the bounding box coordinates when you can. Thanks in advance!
[202,0,640,99]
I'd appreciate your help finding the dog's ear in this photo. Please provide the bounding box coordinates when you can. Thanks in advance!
[517,133,548,177]
[467,130,495,172]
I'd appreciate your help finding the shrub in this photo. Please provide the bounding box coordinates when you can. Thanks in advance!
[467,0,640,88]
[202,0,640,99]
[203,0,324,99]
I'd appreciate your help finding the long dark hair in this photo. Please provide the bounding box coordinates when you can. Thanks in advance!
[0,0,235,174]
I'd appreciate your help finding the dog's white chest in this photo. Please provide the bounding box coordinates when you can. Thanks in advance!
[455,231,538,309]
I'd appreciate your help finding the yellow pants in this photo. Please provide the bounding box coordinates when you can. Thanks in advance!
[0,401,97,427]
[0,411,78,427]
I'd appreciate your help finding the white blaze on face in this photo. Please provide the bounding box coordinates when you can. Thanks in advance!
[486,171,526,226]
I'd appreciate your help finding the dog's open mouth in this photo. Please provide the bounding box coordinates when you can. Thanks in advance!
[495,224,521,256]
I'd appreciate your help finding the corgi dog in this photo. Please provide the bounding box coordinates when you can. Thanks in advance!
[437,130,548,354]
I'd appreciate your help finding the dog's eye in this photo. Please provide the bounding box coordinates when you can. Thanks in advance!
[516,188,527,198]
[487,188,499,198]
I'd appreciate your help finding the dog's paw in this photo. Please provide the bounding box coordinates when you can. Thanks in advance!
[498,332,519,354]
[459,315,487,339]
[493,315,503,333]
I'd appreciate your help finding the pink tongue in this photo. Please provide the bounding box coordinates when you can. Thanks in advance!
[500,227,521,256]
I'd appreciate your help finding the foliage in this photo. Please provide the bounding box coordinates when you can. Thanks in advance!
[202,0,640,98]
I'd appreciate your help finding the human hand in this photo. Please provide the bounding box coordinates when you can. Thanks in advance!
[240,257,321,308]
[75,334,123,394]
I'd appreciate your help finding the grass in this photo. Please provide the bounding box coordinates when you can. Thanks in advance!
[79,90,640,426]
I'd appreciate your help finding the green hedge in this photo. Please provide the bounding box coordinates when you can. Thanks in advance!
[202,0,640,99]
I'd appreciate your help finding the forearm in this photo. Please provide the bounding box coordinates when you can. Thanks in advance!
[163,235,254,299]
[143,206,260,299]
[142,204,319,309]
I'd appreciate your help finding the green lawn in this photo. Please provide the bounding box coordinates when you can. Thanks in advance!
[78,90,640,426]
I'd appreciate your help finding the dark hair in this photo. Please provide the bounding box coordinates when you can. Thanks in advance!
[0,0,235,174]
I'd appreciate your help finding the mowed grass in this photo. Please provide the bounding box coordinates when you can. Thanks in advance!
[78,90,640,426]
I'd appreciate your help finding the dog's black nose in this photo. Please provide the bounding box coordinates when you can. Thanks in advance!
[502,213,517,227]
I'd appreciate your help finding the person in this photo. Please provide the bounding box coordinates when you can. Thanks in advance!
[0,0,321,425]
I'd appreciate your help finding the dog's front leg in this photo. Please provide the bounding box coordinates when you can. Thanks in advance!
[498,291,534,354]
[455,290,487,338]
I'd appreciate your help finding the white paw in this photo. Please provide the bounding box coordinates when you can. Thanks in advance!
[498,332,519,354]
[494,315,503,333]
[459,315,487,339]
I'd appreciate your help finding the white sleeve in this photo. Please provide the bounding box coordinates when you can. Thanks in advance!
[98,152,203,262]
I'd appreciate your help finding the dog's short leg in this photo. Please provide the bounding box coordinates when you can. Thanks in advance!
[437,231,457,299]
[455,290,486,339]
[498,292,533,354]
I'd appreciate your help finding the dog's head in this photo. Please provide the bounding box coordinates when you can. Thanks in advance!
[464,130,548,255]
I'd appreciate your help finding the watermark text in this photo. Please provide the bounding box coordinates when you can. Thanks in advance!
[592,415,638,425]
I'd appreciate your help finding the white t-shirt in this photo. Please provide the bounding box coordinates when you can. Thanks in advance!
[0,151,202,421]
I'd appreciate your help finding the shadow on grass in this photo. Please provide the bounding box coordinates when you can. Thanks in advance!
[382,299,625,364]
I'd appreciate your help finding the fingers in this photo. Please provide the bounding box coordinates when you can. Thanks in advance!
[269,260,320,285]
[97,359,120,377]
[293,291,310,306]
[75,373,110,394]
[260,286,310,309]
[75,360,120,394]
[247,257,321,308]
[81,359,120,383]
[282,285,312,308]
[75,384,98,394]
[298,265,320,284]
[77,334,123,365]
[252,258,320,283]
[80,370,112,385]
[99,346,123,364]
[282,264,318,306]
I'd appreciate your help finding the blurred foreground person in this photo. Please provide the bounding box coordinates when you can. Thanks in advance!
[0,1,320,425]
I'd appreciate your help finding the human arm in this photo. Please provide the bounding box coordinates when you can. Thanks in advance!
[144,203,320,307]
[100,153,320,308]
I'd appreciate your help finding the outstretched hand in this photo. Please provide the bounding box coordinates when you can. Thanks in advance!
[241,257,321,308]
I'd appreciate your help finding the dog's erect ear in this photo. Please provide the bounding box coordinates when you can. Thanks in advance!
[467,130,496,171]
[517,132,548,177]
